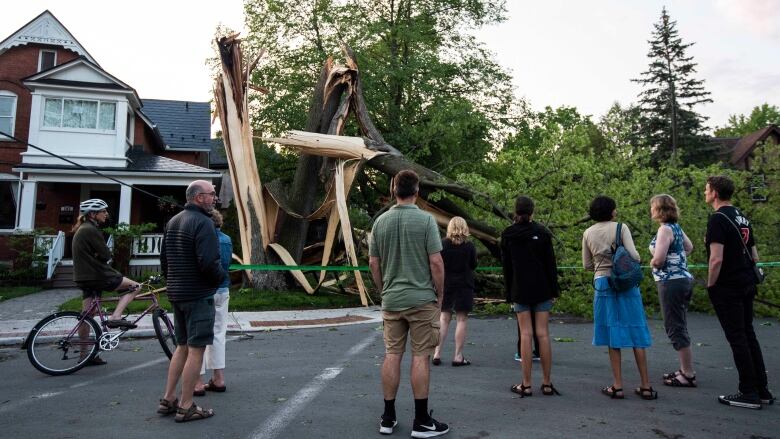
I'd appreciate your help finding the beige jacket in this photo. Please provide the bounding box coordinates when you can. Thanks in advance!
[582,221,640,278]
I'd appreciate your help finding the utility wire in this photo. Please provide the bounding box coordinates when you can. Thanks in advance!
[0,130,184,208]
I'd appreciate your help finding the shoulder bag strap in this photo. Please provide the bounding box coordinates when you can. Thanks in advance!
[614,222,623,250]
[714,211,755,266]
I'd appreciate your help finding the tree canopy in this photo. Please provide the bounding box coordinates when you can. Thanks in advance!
[715,103,780,137]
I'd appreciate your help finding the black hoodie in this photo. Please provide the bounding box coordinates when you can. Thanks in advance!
[500,221,560,305]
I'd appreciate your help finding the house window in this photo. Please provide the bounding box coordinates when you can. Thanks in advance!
[0,91,17,141]
[750,174,767,202]
[0,180,19,229]
[38,50,57,72]
[42,98,116,131]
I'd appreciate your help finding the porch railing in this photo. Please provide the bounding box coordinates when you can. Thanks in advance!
[44,231,65,280]
[132,234,164,257]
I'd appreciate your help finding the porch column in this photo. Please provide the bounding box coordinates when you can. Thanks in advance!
[17,180,37,231]
[118,184,132,225]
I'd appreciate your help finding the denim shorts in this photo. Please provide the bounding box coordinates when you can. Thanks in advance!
[512,299,554,313]
[172,296,216,347]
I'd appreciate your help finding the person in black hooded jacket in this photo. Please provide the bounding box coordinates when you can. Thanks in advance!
[502,196,560,397]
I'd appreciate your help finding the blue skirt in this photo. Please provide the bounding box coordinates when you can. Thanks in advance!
[592,277,652,348]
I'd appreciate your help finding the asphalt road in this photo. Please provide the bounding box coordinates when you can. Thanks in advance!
[1,314,778,439]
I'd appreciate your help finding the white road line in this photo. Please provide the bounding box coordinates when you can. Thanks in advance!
[247,332,379,439]
[0,357,167,414]
[70,357,167,389]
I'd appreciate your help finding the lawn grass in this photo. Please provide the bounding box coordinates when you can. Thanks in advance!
[59,288,362,313]
[0,286,42,303]
[228,288,362,311]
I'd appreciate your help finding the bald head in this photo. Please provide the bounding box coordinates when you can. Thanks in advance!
[186,180,216,211]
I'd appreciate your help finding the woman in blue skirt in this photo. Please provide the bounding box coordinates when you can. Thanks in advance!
[582,196,656,400]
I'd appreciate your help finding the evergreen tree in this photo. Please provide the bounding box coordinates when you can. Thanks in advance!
[632,7,713,163]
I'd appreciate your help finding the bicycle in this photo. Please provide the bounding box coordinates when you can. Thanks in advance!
[24,275,177,376]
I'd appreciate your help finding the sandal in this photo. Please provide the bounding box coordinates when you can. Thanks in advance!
[510,384,533,397]
[664,373,696,388]
[193,388,206,397]
[601,386,624,399]
[541,383,561,396]
[157,398,178,415]
[662,369,682,380]
[432,358,441,366]
[175,404,214,423]
[635,387,658,400]
[204,379,227,392]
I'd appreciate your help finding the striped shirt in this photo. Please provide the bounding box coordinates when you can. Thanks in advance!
[369,204,442,311]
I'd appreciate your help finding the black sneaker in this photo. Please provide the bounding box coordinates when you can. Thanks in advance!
[379,416,397,435]
[105,318,137,329]
[718,392,762,410]
[759,389,775,405]
[411,411,449,438]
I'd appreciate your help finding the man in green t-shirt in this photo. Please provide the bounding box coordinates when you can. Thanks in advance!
[369,170,449,437]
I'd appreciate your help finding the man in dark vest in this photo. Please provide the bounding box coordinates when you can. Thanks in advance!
[157,180,226,422]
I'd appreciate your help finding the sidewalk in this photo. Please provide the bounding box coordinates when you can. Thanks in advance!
[0,307,384,346]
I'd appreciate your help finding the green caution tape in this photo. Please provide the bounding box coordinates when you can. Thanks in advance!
[230,262,780,272]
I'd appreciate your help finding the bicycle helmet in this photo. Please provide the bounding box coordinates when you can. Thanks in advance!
[79,198,109,213]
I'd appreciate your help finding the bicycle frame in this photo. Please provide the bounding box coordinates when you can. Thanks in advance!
[85,284,166,332]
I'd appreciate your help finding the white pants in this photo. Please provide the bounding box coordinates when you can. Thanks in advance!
[201,290,229,374]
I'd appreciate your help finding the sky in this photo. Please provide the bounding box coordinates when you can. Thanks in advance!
[4,0,780,133]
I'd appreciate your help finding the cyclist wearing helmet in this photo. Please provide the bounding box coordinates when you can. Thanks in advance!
[72,198,140,364]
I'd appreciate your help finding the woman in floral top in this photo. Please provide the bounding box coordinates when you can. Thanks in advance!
[649,194,696,387]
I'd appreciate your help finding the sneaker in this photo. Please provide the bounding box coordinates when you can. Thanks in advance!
[514,353,521,362]
[379,416,397,435]
[759,389,775,405]
[718,392,762,410]
[411,411,449,438]
[532,353,541,362]
[105,318,137,329]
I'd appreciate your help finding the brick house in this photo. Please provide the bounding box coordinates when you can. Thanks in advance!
[0,11,219,278]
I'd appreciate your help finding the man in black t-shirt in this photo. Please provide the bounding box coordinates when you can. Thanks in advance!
[705,175,773,409]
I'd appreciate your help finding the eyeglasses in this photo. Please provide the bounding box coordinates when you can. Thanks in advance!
[198,191,217,197]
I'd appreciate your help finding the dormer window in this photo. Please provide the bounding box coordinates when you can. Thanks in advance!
[38,50,57,72]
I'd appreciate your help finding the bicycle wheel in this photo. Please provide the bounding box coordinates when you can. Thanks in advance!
[152,308,176,359]
[26,311,101,376]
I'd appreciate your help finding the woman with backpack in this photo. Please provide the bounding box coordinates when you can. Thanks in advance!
[648,194,696,388]
[582,196,655,400]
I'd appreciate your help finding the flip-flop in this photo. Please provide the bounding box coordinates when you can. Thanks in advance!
[432,358,441,366]
[451,358,471,367]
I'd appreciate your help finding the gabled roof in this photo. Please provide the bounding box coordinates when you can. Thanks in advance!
[140,99,212,151]
[22,56,141,107]
[0,10,97,64]
[13,150,219,176]
[730,125,780,164]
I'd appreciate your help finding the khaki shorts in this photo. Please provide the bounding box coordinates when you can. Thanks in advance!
[383,302,440,355]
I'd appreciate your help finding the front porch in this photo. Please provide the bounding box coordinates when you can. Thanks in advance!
[38,232,165,285]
